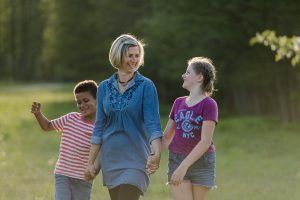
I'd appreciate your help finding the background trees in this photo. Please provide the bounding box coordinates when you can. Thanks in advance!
[0,0,46,81]
[0,0,299,121]
[250,30,300,121]
[250,30,300,66]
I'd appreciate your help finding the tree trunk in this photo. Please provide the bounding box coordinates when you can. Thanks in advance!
[17,0,29,80]
[275,78,290,122]
[9,0,17,79]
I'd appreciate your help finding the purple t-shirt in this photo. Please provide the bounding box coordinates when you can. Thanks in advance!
[169,96,218,155]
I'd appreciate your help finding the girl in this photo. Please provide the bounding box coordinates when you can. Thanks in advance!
[163,57,218,200]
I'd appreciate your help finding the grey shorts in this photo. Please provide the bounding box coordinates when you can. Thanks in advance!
[55,174,92,200]
[167,151,216,188]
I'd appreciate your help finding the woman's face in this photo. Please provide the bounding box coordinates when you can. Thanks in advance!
[120,46,140,73]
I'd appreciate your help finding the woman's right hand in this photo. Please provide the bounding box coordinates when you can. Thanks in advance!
[94,161,101,176]
[85,144,101,180]
[84,164,97,181]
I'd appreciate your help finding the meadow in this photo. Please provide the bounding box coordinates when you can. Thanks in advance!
[0,83,300,200]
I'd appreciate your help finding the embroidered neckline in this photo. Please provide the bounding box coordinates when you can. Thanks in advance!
[117,74,134,87]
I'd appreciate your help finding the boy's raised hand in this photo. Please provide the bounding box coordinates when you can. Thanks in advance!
[31,102,41,114]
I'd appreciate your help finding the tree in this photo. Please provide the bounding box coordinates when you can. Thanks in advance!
[41,0,151,81]
[250,30,300,66]
[250,30,300,122]
[141,0,300,121]
[0,0,46,81]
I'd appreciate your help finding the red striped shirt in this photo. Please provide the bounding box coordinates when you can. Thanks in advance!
[51,112,94,180]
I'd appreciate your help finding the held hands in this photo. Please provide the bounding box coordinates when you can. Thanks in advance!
[146,153,161,175]
[31,102,41,114]
[84,163,101,181]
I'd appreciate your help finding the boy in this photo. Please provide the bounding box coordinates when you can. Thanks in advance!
[31,80,100,200]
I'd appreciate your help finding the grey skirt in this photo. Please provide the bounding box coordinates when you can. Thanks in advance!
[167,151,216,189]
[102,168,149,195]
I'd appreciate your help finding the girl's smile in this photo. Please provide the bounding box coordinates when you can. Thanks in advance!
[182,65,202,91]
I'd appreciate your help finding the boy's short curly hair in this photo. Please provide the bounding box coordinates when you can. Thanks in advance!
[73,80,98,99]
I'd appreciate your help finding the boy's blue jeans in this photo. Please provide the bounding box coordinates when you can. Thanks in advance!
[55,174,92,200]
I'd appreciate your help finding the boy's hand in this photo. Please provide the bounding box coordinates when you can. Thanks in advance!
[31,102,41,114]
[31,101,54,131]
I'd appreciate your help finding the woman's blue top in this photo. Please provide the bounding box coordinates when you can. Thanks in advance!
[91,72,163,194]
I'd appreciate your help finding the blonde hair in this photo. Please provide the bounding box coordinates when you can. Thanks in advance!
[188,57,217,96]
[109,34,145,69]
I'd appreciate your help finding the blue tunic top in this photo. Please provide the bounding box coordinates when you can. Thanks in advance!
[91,72,163,194]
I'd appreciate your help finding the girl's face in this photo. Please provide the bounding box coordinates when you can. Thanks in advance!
[120,46,140,73]
[182,64,202,90]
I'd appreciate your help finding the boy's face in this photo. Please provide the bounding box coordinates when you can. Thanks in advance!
[75,91,96,120]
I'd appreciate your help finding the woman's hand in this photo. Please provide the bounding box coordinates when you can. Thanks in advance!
[146,138,162,175]
[85,144,101,181]
[84,164,98,181]
[146,153,160,175]
[94,161,101,176]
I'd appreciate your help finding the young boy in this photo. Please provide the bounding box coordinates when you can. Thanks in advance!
[31,80,100,200]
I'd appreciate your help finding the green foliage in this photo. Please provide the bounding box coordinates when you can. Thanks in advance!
[1,0,300,120]
[139,0,300,122]
[250,30,300,66]
[41,0,151,82]
[42,0,109,81]
[0,0,47,80]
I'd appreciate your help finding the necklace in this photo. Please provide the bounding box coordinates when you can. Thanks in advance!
[117,74,134,87]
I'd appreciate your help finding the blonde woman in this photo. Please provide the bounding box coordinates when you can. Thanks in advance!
[85,34,162,200]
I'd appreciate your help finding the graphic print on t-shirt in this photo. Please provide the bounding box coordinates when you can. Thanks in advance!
[174,109,203,139]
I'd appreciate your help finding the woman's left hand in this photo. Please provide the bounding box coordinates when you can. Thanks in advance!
[146,153,160,175]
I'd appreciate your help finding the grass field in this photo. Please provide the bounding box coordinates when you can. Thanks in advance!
[1,83,300,200]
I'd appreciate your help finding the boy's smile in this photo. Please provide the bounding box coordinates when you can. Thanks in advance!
[75,91,97,121]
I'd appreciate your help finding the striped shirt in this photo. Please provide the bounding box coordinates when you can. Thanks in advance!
[51,112,94,180]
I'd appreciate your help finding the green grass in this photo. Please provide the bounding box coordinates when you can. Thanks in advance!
[1,83,300,200]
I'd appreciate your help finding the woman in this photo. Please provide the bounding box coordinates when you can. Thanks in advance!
[85,34,162,200]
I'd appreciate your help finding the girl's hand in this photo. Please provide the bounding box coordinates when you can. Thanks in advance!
[31,102,41,114]
[170,164,188,186]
